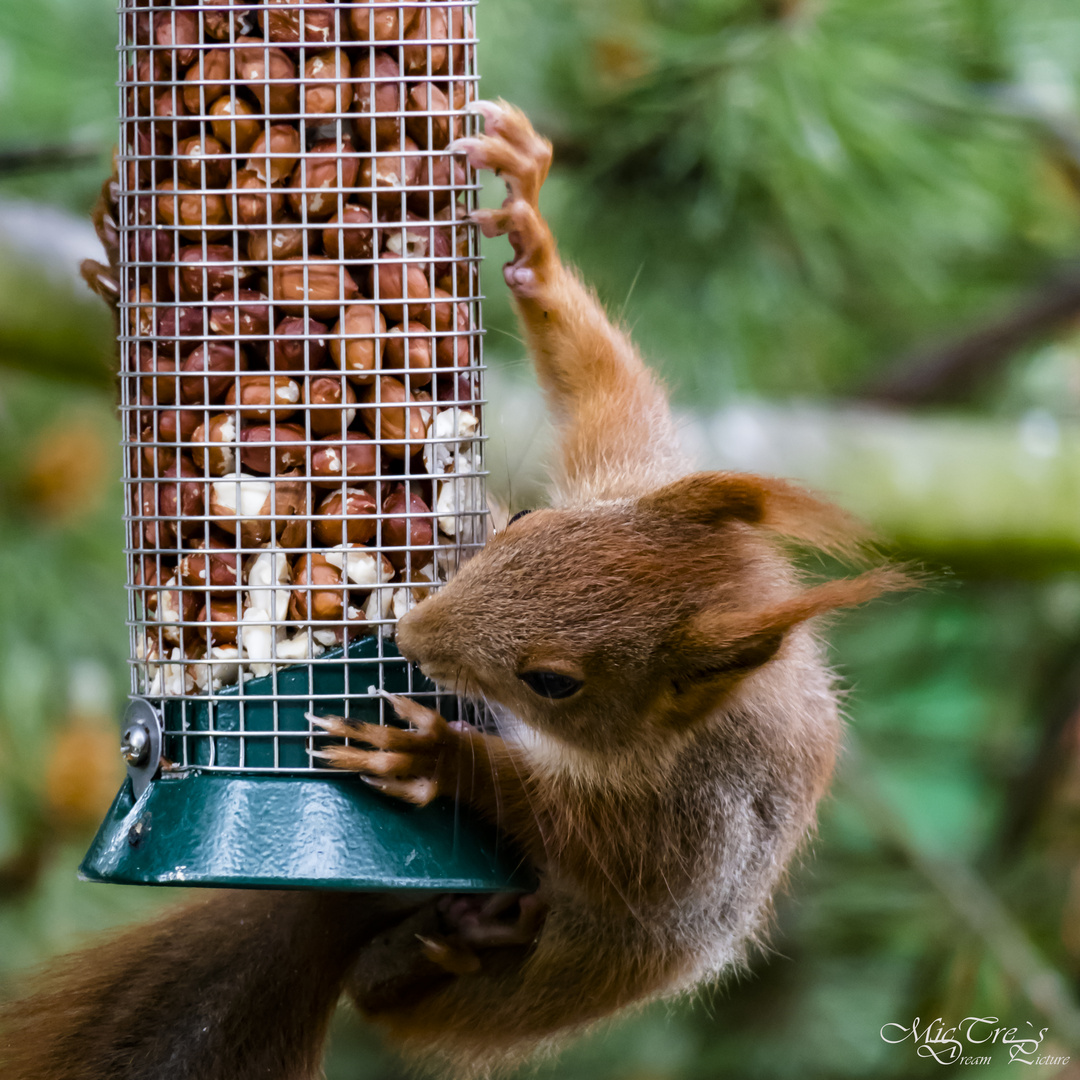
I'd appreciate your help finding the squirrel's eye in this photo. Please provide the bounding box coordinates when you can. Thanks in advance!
[507,509,533,527]
[518,670,583,700]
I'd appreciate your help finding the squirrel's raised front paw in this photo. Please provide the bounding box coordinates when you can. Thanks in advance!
[453,99,551,205]
[471,203,547,296]
[451,99,554,299]
[308,696,462,807]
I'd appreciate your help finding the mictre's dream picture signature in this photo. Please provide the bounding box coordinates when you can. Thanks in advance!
[880,1017,1068,1066]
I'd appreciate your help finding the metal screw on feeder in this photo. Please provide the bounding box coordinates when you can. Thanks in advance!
[117,699,162,799]
[120,725,150,766]
[81,0,527,892]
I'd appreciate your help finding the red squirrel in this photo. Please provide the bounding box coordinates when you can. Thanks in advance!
[0,100,906,1079]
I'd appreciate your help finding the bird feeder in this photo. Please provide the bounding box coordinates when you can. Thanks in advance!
[81,0,523,891]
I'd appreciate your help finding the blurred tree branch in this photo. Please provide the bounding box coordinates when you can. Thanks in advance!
[863,99,1080,407]
[995,645,1080,860]
[862,265,1080,406]
[0,829,48,902]
[0,252,115,392]
[0,144,102,178]
[841,736,1080,1048]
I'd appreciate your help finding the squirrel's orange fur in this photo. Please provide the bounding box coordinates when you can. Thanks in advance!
[317,101,909,1074]
[0,100,907,1080]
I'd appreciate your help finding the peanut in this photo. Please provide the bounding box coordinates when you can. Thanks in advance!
[328,303,385,383]
[238,423,309,473]
[179,342,248,405]
[183,50,231,115]
[235,38,299,115]
[208,289,273,345]
[180,536,240,592]
[287,136,360,220]
[177,134,231,189]
[155,180,228,241]
[137,346,178,404]
[352,53,404,149]
[361,376,427,457]
[246,224,307,265]
[273,257,360,320]
[272,316,329,371]
[304,374,358,436]
[303,48,352,114]
[313,487,378,546]
[310,432,379,487]
[232,168,288,227]
[246,124,302,184]
[381,487,434,569]
[171,246,254,302]
[384,322,433,385]
[209,96,260,151]
[225,373,302,420]
[405,83,457,149]
[152,10,200,70]
[195,598,241,645]
[368,258,431,323]
[358,136,422,190]
[191,413,239,476]
[349,0,419,43]
[259,0,340,44]
[289,553,346,622]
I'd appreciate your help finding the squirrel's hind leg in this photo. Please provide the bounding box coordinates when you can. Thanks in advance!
[443,891,549,948]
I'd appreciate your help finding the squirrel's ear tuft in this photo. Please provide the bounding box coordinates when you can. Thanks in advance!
[665,567,914,703]
[641,472,872,560]
[669,627,787,692]
[640,472,769,527]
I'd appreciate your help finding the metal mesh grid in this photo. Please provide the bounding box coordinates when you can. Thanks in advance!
[117,0,485,773]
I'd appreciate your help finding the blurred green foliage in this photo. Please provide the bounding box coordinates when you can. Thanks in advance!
[479,0,1080,404]
[1,0,1080,1077]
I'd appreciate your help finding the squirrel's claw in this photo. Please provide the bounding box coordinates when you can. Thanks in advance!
[81,161,123,326]
[468,201,548,298]
[311,745,421,778]
[360,774,439,806]
[306,711,359,738]
[453,99,552,205]
[383,694,446,740]
[311,702,458,808]
[80,260,121,310]
[416,934,482,976]
[469,206,512,239]
[453,102,554,299]
[464,98,504,128]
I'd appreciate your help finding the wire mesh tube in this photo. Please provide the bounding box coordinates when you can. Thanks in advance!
[118,0,485,773]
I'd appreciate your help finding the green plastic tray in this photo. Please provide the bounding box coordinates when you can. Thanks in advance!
[80,637,531,891]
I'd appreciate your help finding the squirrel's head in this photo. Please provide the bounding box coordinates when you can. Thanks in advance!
[396,472,906,756]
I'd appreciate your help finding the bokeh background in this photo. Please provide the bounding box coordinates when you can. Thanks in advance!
[2,0,1080,1076]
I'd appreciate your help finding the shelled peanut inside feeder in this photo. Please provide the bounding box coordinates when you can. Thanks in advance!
[120,0,486,762]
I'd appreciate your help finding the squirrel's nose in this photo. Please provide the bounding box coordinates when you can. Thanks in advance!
[394,608,421,665]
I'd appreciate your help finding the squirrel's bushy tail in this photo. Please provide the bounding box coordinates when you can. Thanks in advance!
[0,890,418,1080]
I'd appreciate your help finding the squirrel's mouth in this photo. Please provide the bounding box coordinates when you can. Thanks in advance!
[416,661,450,686]
[423,667,479,698]
[412,661,491,704]
[395,617,487,699]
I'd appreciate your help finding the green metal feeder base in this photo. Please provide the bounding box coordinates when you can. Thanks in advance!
[79,771,530,891]
[80,636,531,892]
